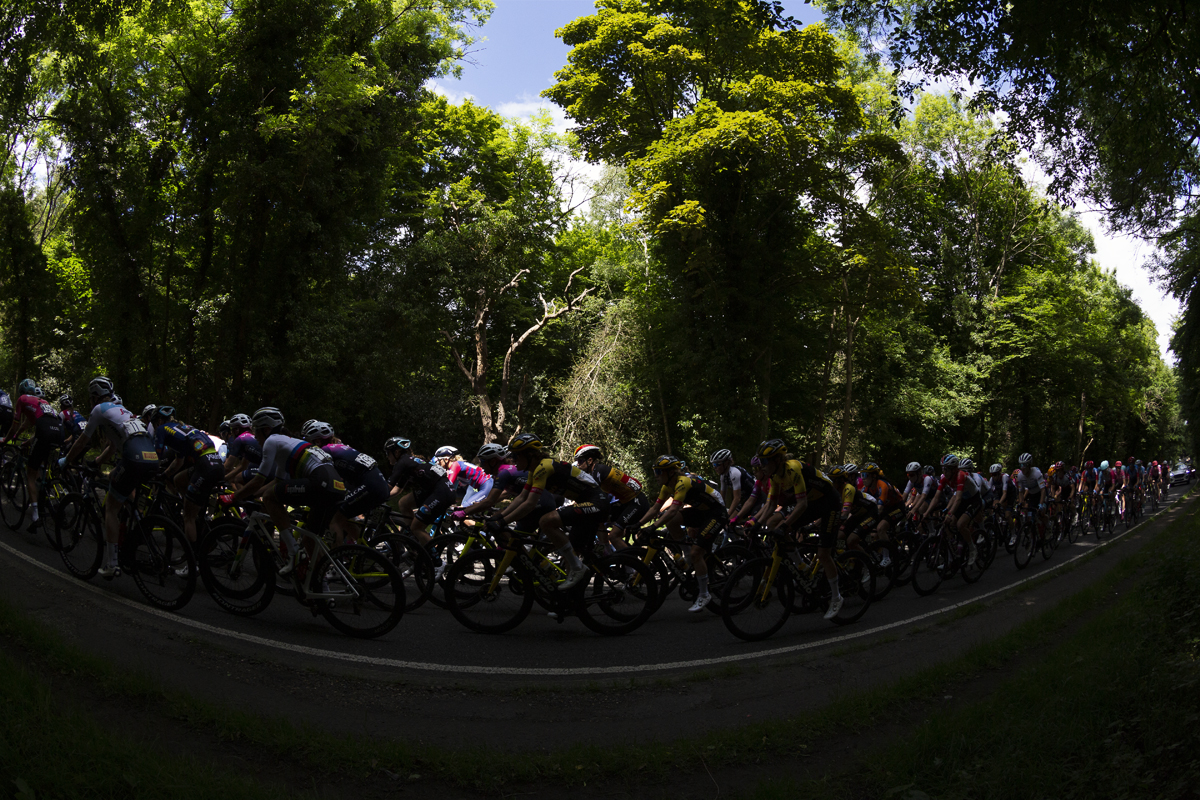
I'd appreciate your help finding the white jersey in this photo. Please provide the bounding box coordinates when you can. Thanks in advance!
[83,401,150,448]
[719,465,754,500]
[1015,466,1046,492]
[257,434,332,480]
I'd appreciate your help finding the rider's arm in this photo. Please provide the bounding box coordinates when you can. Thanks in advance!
[232,473,267,503]
[498,486,536,523]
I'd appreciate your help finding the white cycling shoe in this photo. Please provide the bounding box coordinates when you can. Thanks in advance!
[688,593,712,613]
[824,595,844,620]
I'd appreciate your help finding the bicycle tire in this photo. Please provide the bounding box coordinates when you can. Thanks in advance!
[866,539,895,600]
[574,553,658,635]
[910,538,945,596]
[1,456,28,529]
[426,531,471,609]
[55,493,104,579]
[39,474,76,551]
[721,557,794,642]
[315,544,405,639]
[705,543,754,615]
[830,549,874,624]
[446,548,534,634]
[124,514,196,611]
[372,533,434,613]
[960,532,985,584]
[197,522,276,616]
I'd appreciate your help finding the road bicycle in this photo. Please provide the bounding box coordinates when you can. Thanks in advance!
[53,464,197,611]
[197,505,405,638]
[719,528,875,641]
[910,517,990,596]
[627,523,752,615]
[445,526,659,636]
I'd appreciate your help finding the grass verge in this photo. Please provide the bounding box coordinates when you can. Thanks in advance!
[748,499,1200,799]
[0,496,1191,796]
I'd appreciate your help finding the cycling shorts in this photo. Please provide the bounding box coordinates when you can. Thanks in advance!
[413,481,454,524]
[611,493,650,530]
[557,499,611,553]
[843,508,877,539]
[185,453,225,506]
[881,505,905,526]
[109,435,161,503]
[274,463,345,536]
[798,496,839,549]
[339,468,391,519]
[958,494,983,519]
[28,414,66,471]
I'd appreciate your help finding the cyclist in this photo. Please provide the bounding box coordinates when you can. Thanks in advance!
[638,454,727,611]
[922,454,980,566]
[1077,460,1098,529]
[828,463,881,558]
[300,420,391,546]
[384,436,454,547]
[3,378,67,532]
[59,377,160,578]
[859,461,901,565]
[988,463,1016,541]
[710,449,753,520]
[151,406,224,546]
[573,444,648,552]
[229,408,345,574]
[754,439,843,620]
[223,413,261,488]
[489,432,608,591]
[730,455,769,524]
[0,386,12,435]
[1048,461,1074,532]
[1112,459,1128,516]
[435,446,493,507]
[1014,452,1049,536]
[216,420,231,460]
[455,443,532,518]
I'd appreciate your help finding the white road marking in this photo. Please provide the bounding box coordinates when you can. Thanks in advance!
[0,498,1185,676]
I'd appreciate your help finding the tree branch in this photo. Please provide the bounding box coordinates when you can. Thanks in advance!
[440,330,474,382]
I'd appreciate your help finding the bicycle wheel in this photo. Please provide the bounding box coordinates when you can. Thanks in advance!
[426,531,471,608]
[124,514,196,611]
[1067,508,1082,543]
[446,548,534,634]
[39,476,77,550]
[0,456,28,529]
[197,522,276,616]
[891,535,916,587]
[1013,518,1035,569]
[910,539,945,596]
[55,494,104,579]
[315,544,405,639]
[705,543,754,615]
[866,539,895,600]
[830,549,874,624]
[721,557,794,642]
[372,534,434,613]
[575,553,658,635]
[960,531,985,584]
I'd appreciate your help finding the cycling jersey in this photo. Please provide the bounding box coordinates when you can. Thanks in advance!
[658,474,726,510]
[388,454,450,496]
[83,402,152,449]
[0,391,10,410]
[1097,468,1115,491]
[767,460,834,506]
[319,442,380,488]
[257,435,334,481]
[15,394,56,422]
[493,464,528,494]
[719,465,754,502]
[1014,466,1046,493]
[1080,467,1098,487]
[863,477,904,509]
[937,469,981,498]
[447,459,488,490]
[839,482,879,515]
[61,409,85,436]
[227,431,263,466]
[588,462,642,503]
[154,420,217,463]
[526,458,604,503]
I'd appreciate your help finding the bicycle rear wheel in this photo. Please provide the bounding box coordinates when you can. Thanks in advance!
[446,548,534,634]
[575,553,658,635]
[197,522,276,616]
[55,494,103,579]
[705,543,754,615]
[124,514,196,611]
[316,544,405,639]
[830,549,874,624]
[910,539,945,596]
[721,557,794,642]
[426,531,470,609]
[865,539,895,600]
[0,456,28,529]
[372,533,434,612]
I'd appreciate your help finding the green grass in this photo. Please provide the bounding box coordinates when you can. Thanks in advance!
[0,495,1192,797]
[746,502,1200,800]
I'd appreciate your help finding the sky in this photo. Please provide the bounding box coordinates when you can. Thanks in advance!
[435,0,1180,362]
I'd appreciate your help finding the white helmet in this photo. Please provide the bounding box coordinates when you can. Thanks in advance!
[990,463,1003,474]
[477,443,507,462]
[88,376,114,399]
[906,461,921,473]
[302,419,334,442]
[251,406,285,432]
[709,449,733,465]
[1018,452,1034,467]
[434,446,458,459]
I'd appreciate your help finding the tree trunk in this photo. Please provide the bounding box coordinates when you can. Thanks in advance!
[1076,391,1087,463]
[838,313,856,465]
[812,311,839,463]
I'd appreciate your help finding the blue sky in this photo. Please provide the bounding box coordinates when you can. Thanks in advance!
[434,0,1179,361]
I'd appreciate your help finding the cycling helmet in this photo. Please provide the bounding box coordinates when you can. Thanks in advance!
[1100,460,1109,470]
[843,462,860,474]
[17,378,36,395]
[924,465,935,476]
[300,419,333,441]
[990,463,1003,475]
[756,438,787,459]
[88,376,114,399]
[434,445,459,459]
[710,448,733,465]
[861,461,881,475]
[652,454,682,472]
[905,461,921,473]
[59,394,73,407]
[1115,460,1123,468]
[219,420,231,436]
[111,393,123,406]
[1136,459,1143,467]
[1153,460,1158,466]
[251,406,285,432]
[32,386,44,398]
[959,457,974,471]
[574,444,602,462]
[154,405,175,421]
[1055,460,1064,470]
[827,464,848,481]
[1085,460,1094,469]
[749,455,764,468]
[384,436,411,453]
[507,433,542,455]
[477,443,508,462]
[1018,452,1033,467]
[940,453,960,469]
[229,413,252,432]
[140,403,157,422]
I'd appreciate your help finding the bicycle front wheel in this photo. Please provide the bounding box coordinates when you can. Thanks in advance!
[575,553,658,636]
[721,557,794,642]
[0,457,28,529]
[446,548,534,634]
[55,494,104,579]
[372,533,434,613]
[910,539,945,596]
[1013,519,1035,569]
[316,545,405,639]
[831,549,874,624]
[124,514,196,611]
[197,522,276,616]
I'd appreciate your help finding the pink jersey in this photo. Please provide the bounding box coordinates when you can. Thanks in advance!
[15,394,54,421]
[447,459,488,489]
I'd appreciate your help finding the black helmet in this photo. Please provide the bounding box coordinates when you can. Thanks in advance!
[507,433,543,455]
[756,438,787,459]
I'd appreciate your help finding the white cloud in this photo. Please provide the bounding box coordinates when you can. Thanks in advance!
[495,93,572,132]
[425,79,476,105]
